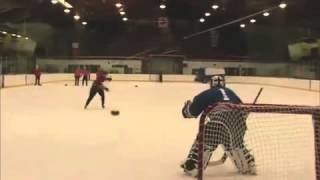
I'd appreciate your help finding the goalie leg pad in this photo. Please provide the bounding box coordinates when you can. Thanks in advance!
[225,145,256,175]
[181,140,216,176]
[181,140,199,176]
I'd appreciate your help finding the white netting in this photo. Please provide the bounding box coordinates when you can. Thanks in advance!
[204,110,249,151]
[245,113,314,179]
[198,103,320,180]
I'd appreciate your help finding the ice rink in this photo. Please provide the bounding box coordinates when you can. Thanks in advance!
[1,81,319,180]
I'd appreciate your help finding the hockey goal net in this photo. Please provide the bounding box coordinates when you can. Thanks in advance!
[197,103,320,180]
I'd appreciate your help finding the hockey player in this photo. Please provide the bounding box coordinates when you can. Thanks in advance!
[181,75,256,176]
[74,67,81,86]
[33,65,41,86]
[82,66,90,86]
[84,69,111,109]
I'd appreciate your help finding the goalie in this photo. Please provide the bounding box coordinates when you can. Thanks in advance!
[181,76,256,176]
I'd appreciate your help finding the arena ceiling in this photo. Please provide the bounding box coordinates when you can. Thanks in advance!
[0,0,319,58]
[0,0,319,26]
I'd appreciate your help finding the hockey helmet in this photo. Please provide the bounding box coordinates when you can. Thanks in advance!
[211,75,225,88]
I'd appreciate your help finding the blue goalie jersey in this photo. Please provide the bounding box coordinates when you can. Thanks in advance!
[188,87,243,118]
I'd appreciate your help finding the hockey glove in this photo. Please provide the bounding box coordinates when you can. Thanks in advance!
[182,100,195,118]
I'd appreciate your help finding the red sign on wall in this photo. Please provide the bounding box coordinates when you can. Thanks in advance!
[72,42,80,56]
[158,17,169,28]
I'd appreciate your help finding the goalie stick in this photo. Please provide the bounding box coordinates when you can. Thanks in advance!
[208,87,264,166]
[253,88,264,104]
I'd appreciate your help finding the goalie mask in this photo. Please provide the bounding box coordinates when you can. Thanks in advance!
[211,75,225,88]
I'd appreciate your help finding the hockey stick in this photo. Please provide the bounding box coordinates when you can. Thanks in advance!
[208,87,264,166]
[253,88,263,104]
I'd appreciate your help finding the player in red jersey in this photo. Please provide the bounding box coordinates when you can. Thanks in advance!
[82,66,90,86]
[84,68,112,109]
[74,67,82,86]
[33,65,41,86]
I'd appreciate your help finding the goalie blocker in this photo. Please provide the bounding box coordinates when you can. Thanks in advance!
[181,76,256,176]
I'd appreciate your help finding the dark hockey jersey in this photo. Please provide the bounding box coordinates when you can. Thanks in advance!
[189,87,242,117]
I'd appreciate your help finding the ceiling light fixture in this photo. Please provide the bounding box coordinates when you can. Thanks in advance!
[263,12,270,16]
[160,4,166,9]
[279,2,287,9]
[250,19,256,23]
[74,14,80,21]
[64,9,71,13]
[115,3,122,8]
[212,4,219,10]
[51,0,58,4]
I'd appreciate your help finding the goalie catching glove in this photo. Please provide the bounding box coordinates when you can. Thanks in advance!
[182,100,195,118]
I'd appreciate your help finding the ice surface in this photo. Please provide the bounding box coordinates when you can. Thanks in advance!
[1,81,319,180]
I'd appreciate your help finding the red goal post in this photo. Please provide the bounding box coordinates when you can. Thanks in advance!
[197,103,320,180]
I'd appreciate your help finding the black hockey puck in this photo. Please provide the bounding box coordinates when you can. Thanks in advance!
[134,85,138,88]
[64,84,68,86]
[111,110,120,116]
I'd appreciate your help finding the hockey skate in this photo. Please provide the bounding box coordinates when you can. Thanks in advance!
[244,166,257,175]
[180,159,198,177]
[241,154,257,175]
